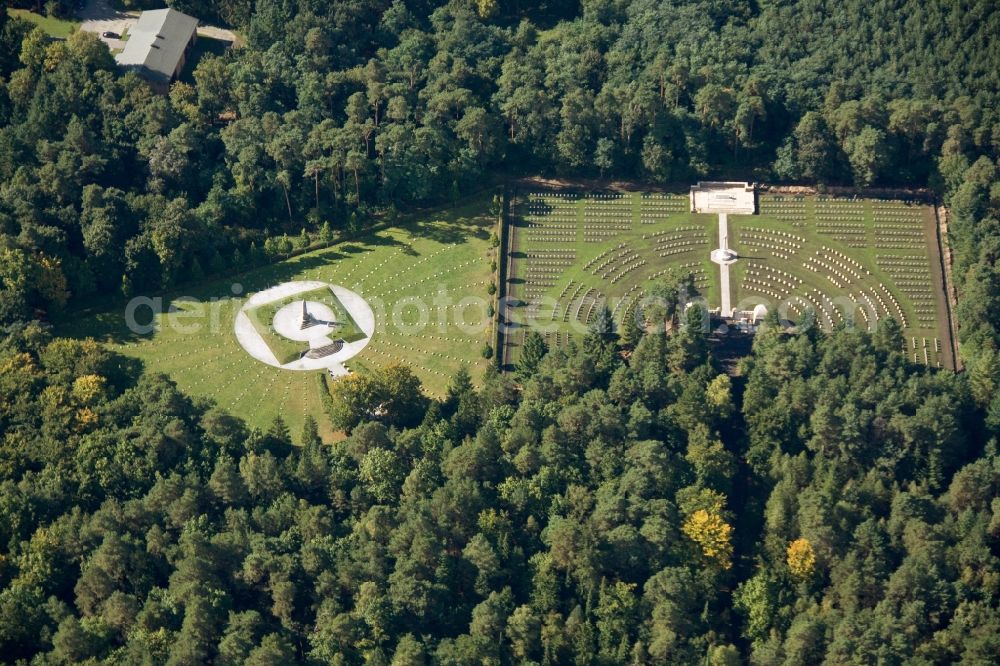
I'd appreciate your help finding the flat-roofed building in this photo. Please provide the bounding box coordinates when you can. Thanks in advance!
[115,8,198,94]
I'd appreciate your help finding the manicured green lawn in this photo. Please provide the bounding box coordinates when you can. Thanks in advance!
[505,190,949,368]
[61,196,496,442]
[8,9,79,39]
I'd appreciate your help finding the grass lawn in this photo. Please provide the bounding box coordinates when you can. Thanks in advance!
[60,196,496,442]
[8,8,79,39]
[504,189,950,369]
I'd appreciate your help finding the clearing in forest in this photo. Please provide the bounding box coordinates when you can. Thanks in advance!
[61,197,497,442]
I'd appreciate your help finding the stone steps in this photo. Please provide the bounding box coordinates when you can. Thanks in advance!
[305,340,344,358]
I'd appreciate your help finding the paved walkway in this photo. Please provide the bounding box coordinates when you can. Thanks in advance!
[713,213,734,317]
[719,264,732,317]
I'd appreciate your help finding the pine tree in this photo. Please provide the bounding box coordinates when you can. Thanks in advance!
[208,455,248,504]
[189,257,205,282]
[296,417,328,499]
[619,305,643,349]
[319,220,334,245]
[588,304,617,344]
[209,249,226,274]
[300,415,321,447]
[518,331,548,380]
[267,417,291,449]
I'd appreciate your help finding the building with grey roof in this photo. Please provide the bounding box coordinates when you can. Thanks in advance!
[115,8,198,93]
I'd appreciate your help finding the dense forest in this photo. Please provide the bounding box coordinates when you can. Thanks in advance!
[2,0,1000,663]
[2,307,999,663]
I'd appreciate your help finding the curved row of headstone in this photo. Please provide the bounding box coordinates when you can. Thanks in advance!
[876,284,908,328]
[609,258,648,284]
[742,278,788,301]
[612,284,642,321]
[744,262,803,293]
[591,246,642,278]
[739,238,795,259]
[656,241,707,258]
[562,283,588,322]
[575,288,599,323]
[583,247,614,271]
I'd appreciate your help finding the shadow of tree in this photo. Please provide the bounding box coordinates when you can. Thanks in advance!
[58,198,494,347]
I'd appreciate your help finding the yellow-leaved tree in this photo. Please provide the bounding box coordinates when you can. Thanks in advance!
[71,374,107,406]
[475,0,498,19]
[35,254,70,309]
[682,508,734,569]
[786,538,816,579]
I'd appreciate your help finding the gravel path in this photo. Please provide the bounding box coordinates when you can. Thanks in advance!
[77,0,135,51]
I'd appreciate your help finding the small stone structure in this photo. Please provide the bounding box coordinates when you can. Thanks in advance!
[690,181,757,214]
